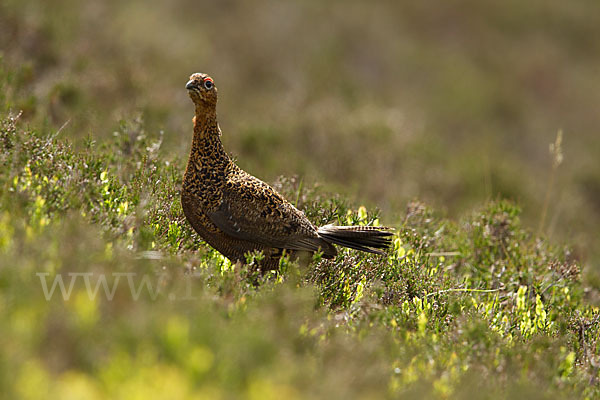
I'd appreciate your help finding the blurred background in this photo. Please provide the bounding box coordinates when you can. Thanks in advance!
[1,0,599,277]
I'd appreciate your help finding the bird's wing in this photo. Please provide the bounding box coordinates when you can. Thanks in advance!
[207,174,326,252]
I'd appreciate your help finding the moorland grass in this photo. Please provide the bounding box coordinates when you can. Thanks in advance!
[1,106,599,398]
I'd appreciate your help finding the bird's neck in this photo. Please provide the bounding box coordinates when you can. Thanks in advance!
[188,106,229,166]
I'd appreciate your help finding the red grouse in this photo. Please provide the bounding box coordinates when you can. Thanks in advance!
[182,72,392,269]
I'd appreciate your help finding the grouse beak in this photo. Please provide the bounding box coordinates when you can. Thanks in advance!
[186,80,198,90]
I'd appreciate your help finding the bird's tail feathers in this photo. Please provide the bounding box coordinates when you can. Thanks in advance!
[317,224,393,256]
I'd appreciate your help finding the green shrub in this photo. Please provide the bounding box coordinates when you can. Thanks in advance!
[1,110,598,399]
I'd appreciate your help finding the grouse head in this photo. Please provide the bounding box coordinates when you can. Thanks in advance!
[186,72,217,107]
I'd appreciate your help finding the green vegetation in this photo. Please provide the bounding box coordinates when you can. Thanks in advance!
[1,0,600,398]
[1,102,599,398]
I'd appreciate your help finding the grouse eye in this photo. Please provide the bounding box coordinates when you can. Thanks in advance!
[203,79,213,90]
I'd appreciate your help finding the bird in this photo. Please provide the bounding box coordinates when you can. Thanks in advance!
[181,72,393,270]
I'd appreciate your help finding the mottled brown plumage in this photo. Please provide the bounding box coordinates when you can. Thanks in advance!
[181,72,392,269]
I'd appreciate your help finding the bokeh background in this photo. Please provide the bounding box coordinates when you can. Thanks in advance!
[2,0,599,277]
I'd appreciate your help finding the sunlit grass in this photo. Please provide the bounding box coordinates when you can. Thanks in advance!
[1,109,598,398]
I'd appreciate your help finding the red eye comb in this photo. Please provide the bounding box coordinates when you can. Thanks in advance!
[204,77,213,83]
